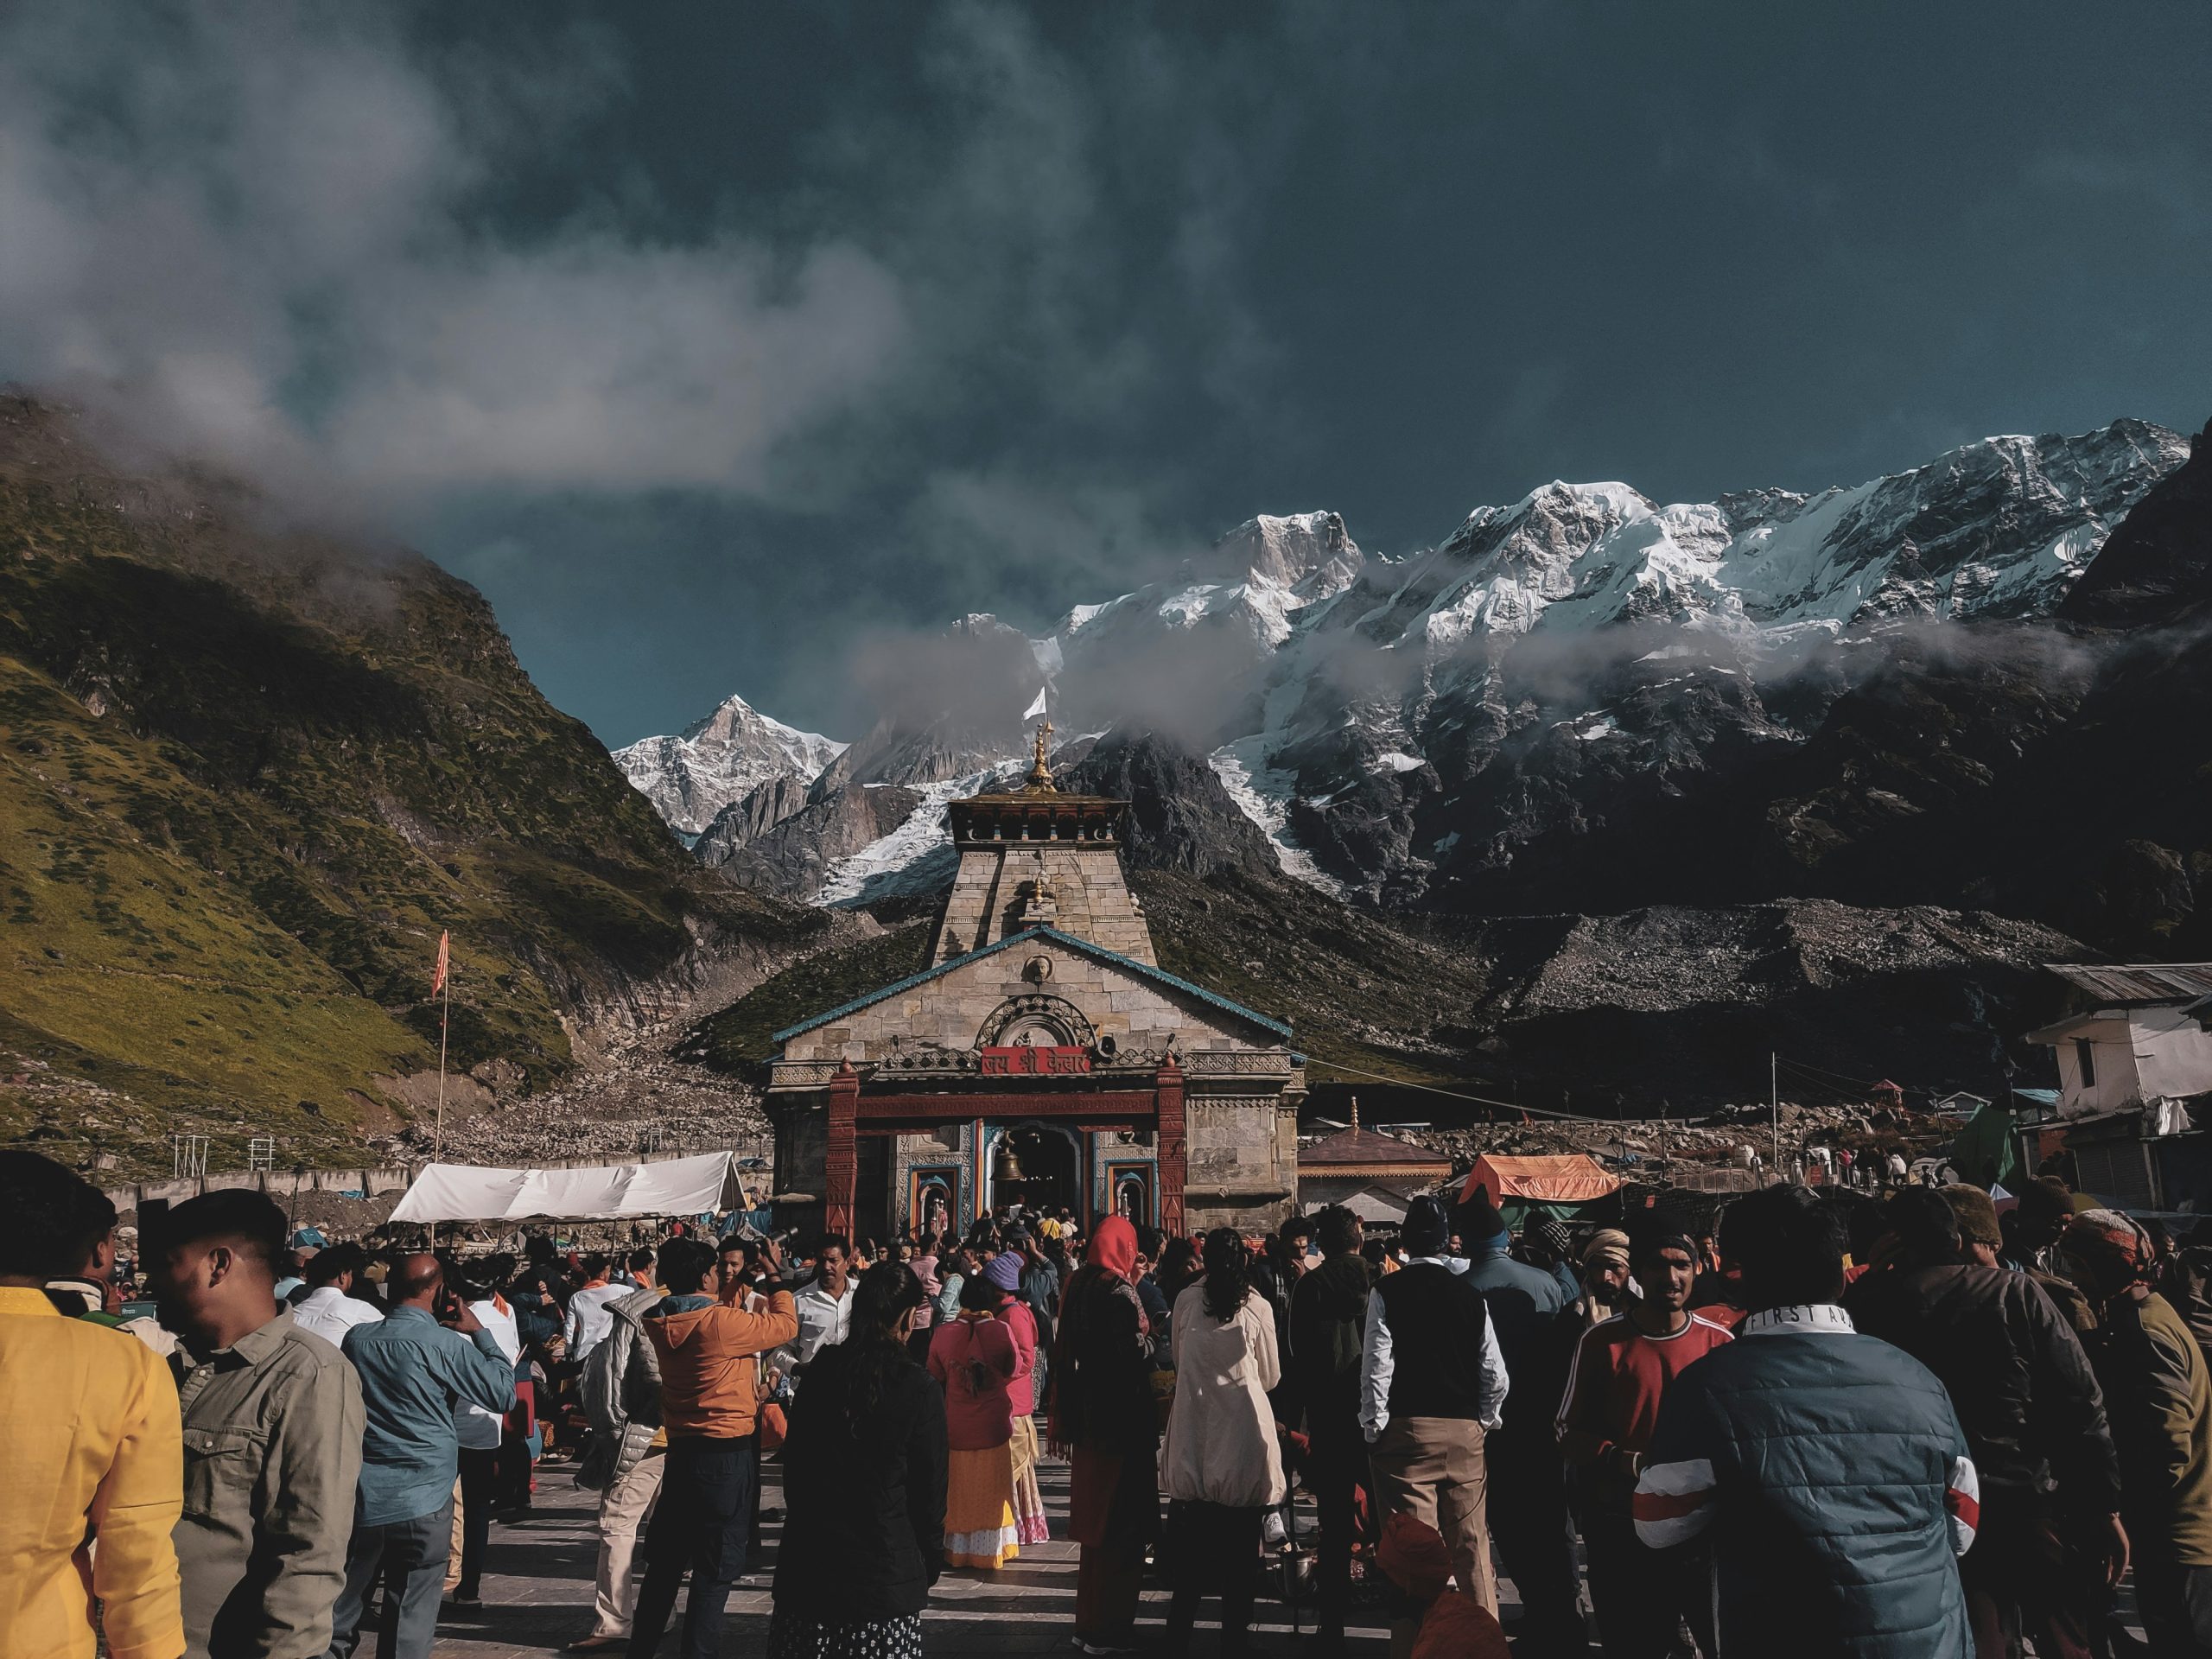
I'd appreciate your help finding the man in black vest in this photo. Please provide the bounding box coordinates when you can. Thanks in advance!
[1359,1193,1509,1657]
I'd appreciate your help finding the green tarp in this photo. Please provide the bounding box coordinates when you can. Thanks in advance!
[1948,1101,2022,1192]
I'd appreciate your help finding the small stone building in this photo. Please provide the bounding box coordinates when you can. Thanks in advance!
[766,728,1305,1241]
[1296,1102,1453,1215]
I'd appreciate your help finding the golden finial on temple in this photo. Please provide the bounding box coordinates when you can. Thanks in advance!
[1026,714,1056,792]
[1351,1095,1359,1132]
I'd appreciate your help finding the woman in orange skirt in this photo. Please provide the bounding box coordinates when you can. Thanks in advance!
[929,1271,1022,1567]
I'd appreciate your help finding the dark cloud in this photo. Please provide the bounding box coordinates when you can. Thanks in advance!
[2,2,2207,748]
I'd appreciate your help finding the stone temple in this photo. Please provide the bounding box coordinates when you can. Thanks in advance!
[766,723,1305,1241]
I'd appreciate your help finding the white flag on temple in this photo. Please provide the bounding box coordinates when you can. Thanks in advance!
[1023,686,1048,720]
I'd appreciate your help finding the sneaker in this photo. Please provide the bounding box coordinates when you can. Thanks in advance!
[565,1637,626,1653]
[1073,1637,1140,1656]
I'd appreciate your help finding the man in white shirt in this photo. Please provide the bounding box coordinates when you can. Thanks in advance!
[1358,1194,1510,1635]
[291,1243,385,1346]
[450,1275,521,1609]
[563,1255,626,1363]
[791,1233,855,1380]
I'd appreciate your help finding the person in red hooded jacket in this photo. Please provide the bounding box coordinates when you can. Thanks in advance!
[1050,1217,1159,1656]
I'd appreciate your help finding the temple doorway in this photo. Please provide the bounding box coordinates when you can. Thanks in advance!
[988,1122,1081,1220]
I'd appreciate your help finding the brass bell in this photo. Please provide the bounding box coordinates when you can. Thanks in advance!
[994,1140,1025,1184]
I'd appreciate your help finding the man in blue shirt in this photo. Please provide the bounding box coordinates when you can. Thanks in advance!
[330,1253,514,1659]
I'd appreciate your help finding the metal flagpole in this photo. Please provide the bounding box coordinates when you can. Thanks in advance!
[433,934,449,1249]
[1770,1052,1787,1185]
[436,972,449,1158]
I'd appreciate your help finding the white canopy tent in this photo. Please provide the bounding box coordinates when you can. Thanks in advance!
[389,1150,741,1224]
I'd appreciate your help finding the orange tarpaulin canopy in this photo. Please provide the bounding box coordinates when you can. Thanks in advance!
[1459,1154,1620,1206]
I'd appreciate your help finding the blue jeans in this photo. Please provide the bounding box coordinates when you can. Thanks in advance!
[326,1498,452,1659]
[626,1435,758,1659]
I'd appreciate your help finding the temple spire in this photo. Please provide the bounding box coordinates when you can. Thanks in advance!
[1025,714,1057,792]
[1351,1095,1360,1133]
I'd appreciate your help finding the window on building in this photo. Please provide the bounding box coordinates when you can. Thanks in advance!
[2075,1038,2097,1089]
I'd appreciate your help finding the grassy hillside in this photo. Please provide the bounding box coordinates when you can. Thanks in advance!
[0,397,830,1174]
[688,919,935,1071]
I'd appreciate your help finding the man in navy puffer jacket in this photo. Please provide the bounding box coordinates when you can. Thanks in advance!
[1635,1185,1977,1658]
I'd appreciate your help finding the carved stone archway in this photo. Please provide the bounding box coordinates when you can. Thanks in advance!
[976,993,1096,1051]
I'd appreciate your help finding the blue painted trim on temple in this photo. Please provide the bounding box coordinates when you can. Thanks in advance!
[771,925,1294,1047]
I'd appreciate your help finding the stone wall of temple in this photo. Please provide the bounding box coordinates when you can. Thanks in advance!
[1184,1097,1300,1233]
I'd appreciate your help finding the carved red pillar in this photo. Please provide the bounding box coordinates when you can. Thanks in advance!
[825,1060,859,1239]
[1155,1058,1186,1236]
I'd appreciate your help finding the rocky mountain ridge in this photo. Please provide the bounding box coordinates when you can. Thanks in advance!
[622,419,2192,927]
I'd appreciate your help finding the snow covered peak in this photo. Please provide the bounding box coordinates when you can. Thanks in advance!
[613,694,845,838]
[1209,510,1365,601]
[1343,419,2190,653]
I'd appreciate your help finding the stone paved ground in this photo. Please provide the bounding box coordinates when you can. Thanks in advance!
[427,1452,2146,1657]
[430,1453,1416,1658]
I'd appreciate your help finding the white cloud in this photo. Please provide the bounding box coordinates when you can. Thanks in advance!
[0,4,908,501]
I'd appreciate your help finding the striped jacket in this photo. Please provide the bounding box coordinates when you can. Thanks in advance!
[1634,1303,1977,1659]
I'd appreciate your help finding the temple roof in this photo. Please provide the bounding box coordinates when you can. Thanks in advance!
[1299,1125,1453,1172]
[771,924,1294,1048]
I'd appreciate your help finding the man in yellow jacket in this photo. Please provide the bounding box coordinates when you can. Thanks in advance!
[0,1152,184,1659]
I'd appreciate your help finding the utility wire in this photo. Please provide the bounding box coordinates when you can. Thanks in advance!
[1303,1057,1620,1123]
[1773,1052,1884,1090]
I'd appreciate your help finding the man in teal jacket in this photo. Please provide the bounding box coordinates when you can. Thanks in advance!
[1635,1185,1977,1658]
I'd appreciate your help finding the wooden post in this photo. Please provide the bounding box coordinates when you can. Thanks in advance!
[1156,1057,1186,1236]
[826,1061,860,1239]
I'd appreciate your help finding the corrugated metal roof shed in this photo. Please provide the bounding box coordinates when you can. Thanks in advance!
[2045,963,2212,1006]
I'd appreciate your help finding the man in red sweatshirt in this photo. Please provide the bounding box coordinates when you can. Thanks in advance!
[1557,1219,1732,1657]
[625,1235,798,1659]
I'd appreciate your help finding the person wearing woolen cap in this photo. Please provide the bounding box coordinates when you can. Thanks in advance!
[1557,1219,1732,1659]
[1937,1185,2005,1266]
[2064,1209,2212,1654]
[984,1251,1050,1548]
[1359,1194,1509,1656]
[1846,1189,2124,1659]
[1454,1185,1585,1654]
[1523,1216,1583,1309]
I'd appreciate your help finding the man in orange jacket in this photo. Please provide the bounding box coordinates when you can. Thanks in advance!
[625,1234,798,1659]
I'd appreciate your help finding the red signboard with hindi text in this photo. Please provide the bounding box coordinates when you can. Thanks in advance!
[980,1046,1092,1077]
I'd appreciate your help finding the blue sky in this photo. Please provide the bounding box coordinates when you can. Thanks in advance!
[5,3,2208,743]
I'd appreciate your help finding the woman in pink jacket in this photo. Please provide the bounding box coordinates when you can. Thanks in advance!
[927,1271,1021,1568]
[982,1249,1049,1546]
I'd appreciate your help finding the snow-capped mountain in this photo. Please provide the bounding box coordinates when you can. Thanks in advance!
[617,419,2190,909]
[1332,418,2183,652]
[613,694,845,838]
[1249,418,2190,900]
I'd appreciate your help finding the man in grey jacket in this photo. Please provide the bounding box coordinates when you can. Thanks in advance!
[571,1264,665,1651]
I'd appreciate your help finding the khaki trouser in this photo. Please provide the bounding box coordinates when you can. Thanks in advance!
[445,1477,465,1594]
[1367,1414,1497,1656]
[590,1447,668,1637]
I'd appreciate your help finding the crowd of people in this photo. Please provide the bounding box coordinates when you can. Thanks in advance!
[6,1143,2212,1659]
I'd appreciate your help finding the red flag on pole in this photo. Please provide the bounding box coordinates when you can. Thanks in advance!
[431,931,449,999]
